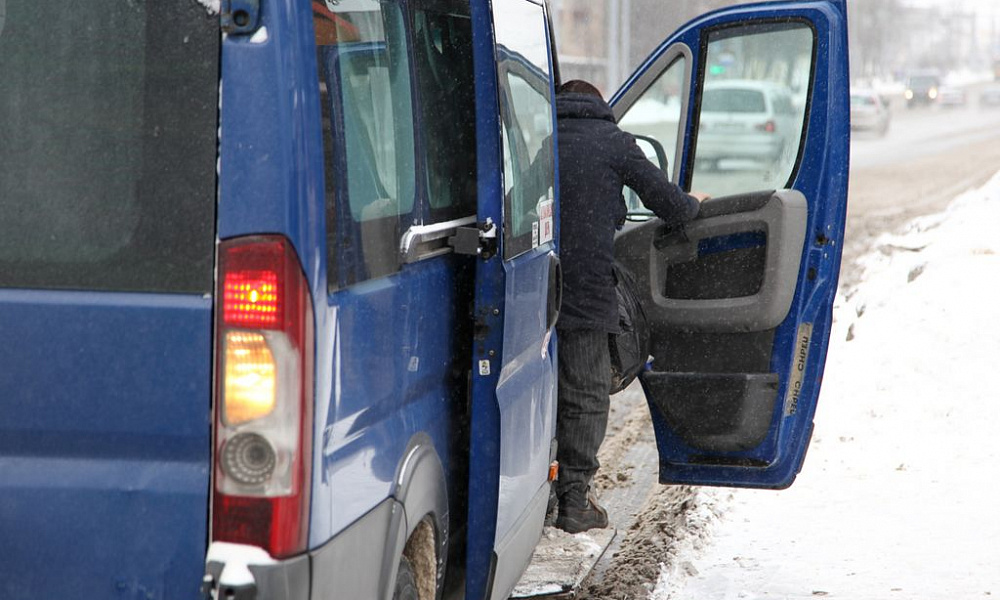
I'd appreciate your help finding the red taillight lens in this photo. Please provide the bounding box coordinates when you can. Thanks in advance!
[222,241,288,329]
[224,270,281,329]
[212,236,314,559]
[213,495,309,559]
[756,120,776,133]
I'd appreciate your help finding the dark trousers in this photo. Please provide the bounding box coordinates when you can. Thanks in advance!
[556,327,611,501]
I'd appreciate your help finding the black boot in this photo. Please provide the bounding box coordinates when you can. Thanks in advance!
[555,489,608,534]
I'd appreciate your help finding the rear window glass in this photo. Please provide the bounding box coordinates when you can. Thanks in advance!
[0,1,219,294]
[908,76,939,88]
[702,89,766,113]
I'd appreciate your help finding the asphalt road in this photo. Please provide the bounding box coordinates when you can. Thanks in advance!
[842,88,1000,290]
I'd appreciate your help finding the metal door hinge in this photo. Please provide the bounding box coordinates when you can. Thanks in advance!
[448,218,497,260]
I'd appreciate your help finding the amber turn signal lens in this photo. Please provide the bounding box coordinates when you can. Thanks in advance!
[223,332,277,425]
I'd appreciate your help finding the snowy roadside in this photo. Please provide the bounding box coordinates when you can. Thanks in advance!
[651,171,1000,599]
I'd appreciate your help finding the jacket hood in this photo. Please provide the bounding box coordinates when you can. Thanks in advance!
[556,92,616,123]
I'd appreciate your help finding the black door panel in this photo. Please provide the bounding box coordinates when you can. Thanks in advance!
[615,189,807,458]
[616,190,807,332]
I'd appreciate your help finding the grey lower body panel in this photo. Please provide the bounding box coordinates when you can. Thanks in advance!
[203,498,403,600]
[310,498,406,600]
[489,482,551,600]
[203,552,311,600]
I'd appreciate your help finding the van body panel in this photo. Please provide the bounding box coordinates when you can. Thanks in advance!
[0,294,213,599]
[217,0,327,285]
[0,0,219,596]
[311,256,469,542]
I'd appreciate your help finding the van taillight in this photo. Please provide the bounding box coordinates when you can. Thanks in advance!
[212,236,314,559]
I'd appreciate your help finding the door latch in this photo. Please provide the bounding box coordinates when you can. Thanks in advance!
[449,218,498,260]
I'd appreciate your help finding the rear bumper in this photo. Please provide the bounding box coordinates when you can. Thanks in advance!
[202,543,310,600]
[850,113,887,131]
[201,498,404,600]
[697,135,783,161]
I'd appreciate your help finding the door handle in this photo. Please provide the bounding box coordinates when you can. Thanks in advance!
[546,252,562,330]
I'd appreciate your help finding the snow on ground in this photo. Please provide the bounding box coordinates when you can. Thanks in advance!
[197,0,221,14]
[652,172,1000,599]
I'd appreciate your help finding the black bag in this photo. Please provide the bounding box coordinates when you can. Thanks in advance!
[608,261,650,394]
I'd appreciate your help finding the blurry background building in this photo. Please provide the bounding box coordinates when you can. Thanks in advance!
[549,0,1000,91]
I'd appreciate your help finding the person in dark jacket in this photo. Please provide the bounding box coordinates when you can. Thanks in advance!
[553,79,705,533]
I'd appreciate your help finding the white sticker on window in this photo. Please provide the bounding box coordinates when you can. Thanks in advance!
[532,221,539,248]
[538,197,554,245]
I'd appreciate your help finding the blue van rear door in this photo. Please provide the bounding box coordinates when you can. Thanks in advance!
[612,0,850,489]
[0,3,218,597]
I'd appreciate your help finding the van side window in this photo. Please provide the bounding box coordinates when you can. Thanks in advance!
[493,0,555,260]
[314,0,416,290]
[411,0,478,222]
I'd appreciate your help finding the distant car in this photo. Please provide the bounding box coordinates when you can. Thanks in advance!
[695,80,800,168]
[937,86,967,108]
[904,72,941,107]
[850,89,891,135]
[980,85,1000,108]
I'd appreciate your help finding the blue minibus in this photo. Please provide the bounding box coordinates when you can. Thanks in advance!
[0,0,849,598]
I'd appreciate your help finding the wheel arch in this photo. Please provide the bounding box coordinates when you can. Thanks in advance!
[379,433,450,600]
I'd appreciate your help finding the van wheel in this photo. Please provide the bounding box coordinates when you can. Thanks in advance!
[393,555,419,600]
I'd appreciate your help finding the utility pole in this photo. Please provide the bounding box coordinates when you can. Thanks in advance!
[621,0,631,85]
[607,0,621,90]
[549,0,561,49]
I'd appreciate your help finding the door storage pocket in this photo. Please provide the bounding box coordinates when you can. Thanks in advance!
[640,371,778,452]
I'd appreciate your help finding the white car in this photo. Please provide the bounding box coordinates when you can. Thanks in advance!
[850,88,891,135]
[981,85,1000,108]
[695,80,800,169]
[937,86,967,108]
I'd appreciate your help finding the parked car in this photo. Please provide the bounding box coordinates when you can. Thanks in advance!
[937,86,967,108]
[850,88,891,135]
[694,80,800,168]
[0,0,851,599]
[904,71,941,107]
[980,85,1000,108]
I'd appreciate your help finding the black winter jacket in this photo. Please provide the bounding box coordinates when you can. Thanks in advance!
[556,92,699,333]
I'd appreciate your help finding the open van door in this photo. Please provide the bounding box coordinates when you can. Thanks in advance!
[612,0,849,489]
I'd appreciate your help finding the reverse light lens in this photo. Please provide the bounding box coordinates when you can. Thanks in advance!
[222,432,278,485]
[223,332,277,425]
